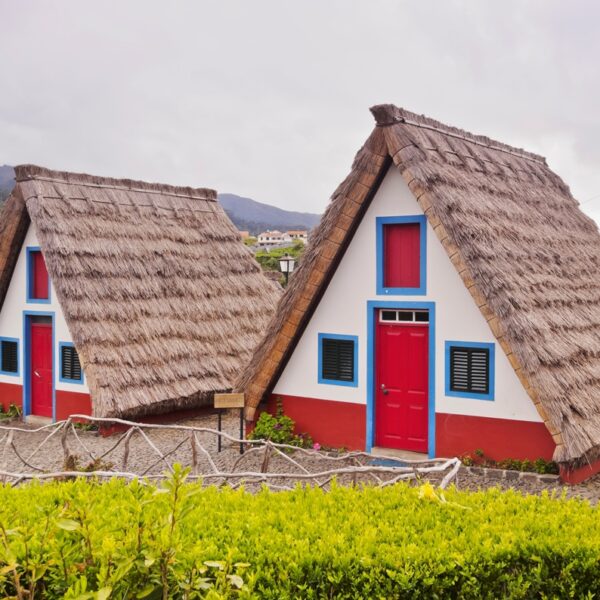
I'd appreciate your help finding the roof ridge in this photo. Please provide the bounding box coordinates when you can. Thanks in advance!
[370,104,547,165]
[14,164,217,201]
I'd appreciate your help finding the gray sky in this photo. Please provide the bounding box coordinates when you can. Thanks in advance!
[1,1,599,221]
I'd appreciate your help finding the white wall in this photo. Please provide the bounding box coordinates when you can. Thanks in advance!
[273,167,540,423]
[0,224,89,394]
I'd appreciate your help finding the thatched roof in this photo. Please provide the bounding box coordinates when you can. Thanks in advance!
[237,104,600,466]
[0,165,281,418]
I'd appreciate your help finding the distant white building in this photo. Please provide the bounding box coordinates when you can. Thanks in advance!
[257,230,284,246]
[257,229,309,247]
[285,230,309,244]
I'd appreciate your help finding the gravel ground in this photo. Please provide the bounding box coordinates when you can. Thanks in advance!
[1,411,600,502]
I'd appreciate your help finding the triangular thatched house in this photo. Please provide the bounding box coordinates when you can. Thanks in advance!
[0,165,281,421]
[236,104,600,483]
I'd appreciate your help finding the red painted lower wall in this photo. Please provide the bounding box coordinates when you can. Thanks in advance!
[560,459,600,485]
[436,413,556,462]
[262,395,558,464]
[0,383,92,420]
[265,395,556,461]
[55,390,92,421]
[0,382,23,412]
[265,394,366,450]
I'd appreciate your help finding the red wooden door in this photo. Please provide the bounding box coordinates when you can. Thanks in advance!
[31,323,53,417]
[375,318,428,452]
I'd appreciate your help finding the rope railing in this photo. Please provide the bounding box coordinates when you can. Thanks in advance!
[0,415,461,490]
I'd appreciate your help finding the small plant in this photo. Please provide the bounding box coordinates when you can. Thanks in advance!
[73,421,99,432]
[248,400,313,448]
[460,454,474,467]
[461,449,559,474]
[0,404,21,420]
[63,454,114,472]
[533,457,559,474]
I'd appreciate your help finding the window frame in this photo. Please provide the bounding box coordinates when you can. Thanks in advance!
[376,215,427,296]
[318,333,358,387]
[445,341,495,401]
[0,337,20,377]
[26,247,51,304]
[58,342,84,385]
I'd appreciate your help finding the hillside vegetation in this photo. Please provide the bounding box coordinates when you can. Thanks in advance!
[0,469,599,598]
[254,240,306,273]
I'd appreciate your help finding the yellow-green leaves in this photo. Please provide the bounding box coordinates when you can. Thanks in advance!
[0,477,599,598]
[57,519,80,531]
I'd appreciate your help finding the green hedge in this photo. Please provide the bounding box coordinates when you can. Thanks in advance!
[0,467,599,598]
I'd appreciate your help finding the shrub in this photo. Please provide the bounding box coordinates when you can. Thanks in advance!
[461,449,559,474]
[1,470,600,597]
[0,403,21,420]
[248,401,313,448]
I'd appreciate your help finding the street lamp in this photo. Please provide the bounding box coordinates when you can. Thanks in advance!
[279,254,296,285]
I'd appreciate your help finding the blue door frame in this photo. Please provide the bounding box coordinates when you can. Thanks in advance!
[366,300,436,458]
[22,310,56,421]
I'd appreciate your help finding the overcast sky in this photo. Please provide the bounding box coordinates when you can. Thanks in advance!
[1,1,599,221]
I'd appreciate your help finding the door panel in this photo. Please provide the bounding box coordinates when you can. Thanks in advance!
[32,252,49,299]
[31,323,53,417]
[375,317,428,452]
[384,223,421,288]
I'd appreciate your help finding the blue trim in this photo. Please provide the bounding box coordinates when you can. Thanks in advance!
[366,300,436,458]
[444,341,495,401]
[376,215,427,295]
[0,337,20,377]
[22,311,56,421]
[26,247,51,304]
[58,342,84,384]
[318,333,358,387]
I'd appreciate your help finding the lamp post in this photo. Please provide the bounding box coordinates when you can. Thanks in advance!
[279,254,296,285]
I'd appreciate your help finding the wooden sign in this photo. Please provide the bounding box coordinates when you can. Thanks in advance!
[214,393,245,409]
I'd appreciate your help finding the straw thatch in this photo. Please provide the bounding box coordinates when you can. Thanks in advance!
[237,104,600,466]
[0,165,281,418]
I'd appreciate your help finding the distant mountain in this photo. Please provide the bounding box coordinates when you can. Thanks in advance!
[0,165,15,203]
[0,165,15,187]
[219,193,320,235]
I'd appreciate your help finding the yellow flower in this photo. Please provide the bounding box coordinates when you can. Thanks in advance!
[418,482,440,501]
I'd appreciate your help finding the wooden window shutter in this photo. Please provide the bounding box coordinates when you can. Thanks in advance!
[450,346,489,394]
[322,338,355,382]
[1,340,18,374]
[61,346,82,381]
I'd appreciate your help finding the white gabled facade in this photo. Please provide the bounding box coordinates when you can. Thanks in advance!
[0,223,90,417]
[269,166,551,459]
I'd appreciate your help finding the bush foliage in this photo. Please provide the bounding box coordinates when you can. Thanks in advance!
[248,402,313,448]
[460,448,559,474]
[254,240,305,272]
[1,468,600,598]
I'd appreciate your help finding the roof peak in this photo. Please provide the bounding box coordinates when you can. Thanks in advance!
[370,104,547,165]
[14,164,217,201]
